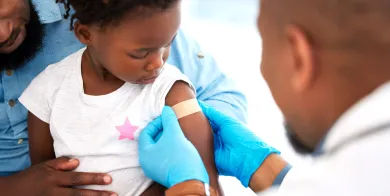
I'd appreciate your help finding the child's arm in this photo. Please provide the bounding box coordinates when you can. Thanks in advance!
[27,112,55,165]
[165,81,221,192]
[18,66,56,165]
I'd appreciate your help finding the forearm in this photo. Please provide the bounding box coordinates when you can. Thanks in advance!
[0,176,8,193]
[0,175,16,195]
[249,154,289,192]
[166,180,218,196]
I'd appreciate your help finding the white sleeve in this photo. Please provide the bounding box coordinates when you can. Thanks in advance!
[256,167,340,196]
[257,158,371,196]
[150,64,195,111]
[19,68,54,123]
[256,167,319,196]
[257,165,344,196]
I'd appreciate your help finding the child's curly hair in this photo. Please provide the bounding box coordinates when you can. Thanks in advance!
[56,0,180,30]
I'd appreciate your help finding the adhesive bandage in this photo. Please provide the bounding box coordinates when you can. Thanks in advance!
[171,98,201,119]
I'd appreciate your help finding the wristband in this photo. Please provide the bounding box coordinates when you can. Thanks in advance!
[204,183,210,196]
[166,181,217,196]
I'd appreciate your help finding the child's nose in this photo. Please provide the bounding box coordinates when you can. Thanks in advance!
[145,50,164,71]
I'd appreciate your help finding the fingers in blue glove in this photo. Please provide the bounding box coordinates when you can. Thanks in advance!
[139,115,163,147]
[139,106,209,188]
[158,106,186,140]
[139,107,183,146]
[198,101,237,129]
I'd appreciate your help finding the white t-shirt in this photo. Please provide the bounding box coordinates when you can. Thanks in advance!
[19,48,193,196]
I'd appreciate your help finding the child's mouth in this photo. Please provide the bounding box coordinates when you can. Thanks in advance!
[137,76,157,84]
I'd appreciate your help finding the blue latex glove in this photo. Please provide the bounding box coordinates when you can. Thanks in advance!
[199,101,280,187]
[138,106,209,188]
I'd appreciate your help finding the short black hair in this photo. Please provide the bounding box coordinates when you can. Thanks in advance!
[274,0,390,52]
[56,0,180,30]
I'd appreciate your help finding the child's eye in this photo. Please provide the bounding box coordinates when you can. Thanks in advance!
[128,52,148,59]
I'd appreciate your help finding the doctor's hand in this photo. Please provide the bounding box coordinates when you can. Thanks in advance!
[138,106,209,188]
[199,101,281,187]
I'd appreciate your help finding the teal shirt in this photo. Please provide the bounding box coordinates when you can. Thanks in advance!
[0,1,247,176]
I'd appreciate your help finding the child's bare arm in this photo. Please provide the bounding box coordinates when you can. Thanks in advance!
[27,112,55,165]
[165,81,220,192]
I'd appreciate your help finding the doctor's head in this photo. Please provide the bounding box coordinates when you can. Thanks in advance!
[258,0,390,154]
[0,0,44,70]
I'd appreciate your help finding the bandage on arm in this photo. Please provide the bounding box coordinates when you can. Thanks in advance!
[171,98,202,119]
[165,81,222,194]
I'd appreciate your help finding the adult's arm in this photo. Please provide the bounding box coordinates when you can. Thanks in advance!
[168,30,248,122]
[0,158,114,196]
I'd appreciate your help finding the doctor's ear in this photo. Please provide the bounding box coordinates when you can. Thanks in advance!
[285,24,316,93]
[73,21,93,45]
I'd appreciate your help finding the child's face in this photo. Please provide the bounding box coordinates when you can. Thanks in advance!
[77,2,181,84]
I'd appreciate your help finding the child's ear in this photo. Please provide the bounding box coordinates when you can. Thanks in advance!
[73,21,92,45]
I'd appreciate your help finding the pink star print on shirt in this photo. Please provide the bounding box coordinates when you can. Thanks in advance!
[115,117,139,140]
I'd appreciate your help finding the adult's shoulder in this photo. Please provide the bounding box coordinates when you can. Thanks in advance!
[31,0,63,24]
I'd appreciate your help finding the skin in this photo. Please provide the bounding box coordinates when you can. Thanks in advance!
[0,157,115,196]
[249,0,390,191]
[258,0,390,153]
[165,81,221,193]
[28,0,221,194]
[0,0,44,70]
[77,8,178,95]
[0,0,28,53]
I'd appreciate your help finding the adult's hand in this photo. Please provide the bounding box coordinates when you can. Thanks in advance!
[2,157,115,196]
[138,106,209,188]
[199,101,280,187]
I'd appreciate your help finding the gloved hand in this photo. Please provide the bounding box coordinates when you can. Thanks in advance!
[199,101,280,187]
[138,106,209,188]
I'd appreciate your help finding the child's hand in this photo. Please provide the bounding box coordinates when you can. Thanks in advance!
[138,106,209,188]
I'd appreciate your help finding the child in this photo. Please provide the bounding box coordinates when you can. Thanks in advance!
[18,0,221,195]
